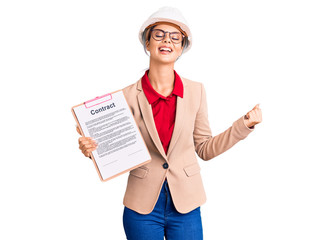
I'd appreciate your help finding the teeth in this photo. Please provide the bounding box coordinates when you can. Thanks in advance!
[160,47,172,52]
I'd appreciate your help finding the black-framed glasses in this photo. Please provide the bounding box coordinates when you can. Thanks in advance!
[151,29,184,44]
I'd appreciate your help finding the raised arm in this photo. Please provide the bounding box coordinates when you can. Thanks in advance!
[193,84,261,160]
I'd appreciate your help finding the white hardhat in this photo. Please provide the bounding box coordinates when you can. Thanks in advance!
[138,7,192,53]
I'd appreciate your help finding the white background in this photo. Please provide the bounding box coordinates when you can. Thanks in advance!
[1,0,332,239]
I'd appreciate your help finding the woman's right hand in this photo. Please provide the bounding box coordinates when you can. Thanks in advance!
[76,126,98,158]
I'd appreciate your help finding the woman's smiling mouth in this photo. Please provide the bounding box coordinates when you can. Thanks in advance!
[159,46,173,53]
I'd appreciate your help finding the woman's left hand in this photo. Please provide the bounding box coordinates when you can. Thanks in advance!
[244,104,262,128]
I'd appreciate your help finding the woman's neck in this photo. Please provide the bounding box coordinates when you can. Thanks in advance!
[148,61,175,97]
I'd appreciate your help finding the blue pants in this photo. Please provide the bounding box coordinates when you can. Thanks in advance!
[123,180,203,240]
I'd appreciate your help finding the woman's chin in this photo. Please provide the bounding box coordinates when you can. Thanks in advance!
[150,54,177,64]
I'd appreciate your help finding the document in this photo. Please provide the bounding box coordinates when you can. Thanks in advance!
[72,91,151,181]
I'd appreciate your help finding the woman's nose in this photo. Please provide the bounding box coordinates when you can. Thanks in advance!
[163,33,171,43]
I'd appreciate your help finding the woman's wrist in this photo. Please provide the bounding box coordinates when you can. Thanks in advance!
[243,115,255,129]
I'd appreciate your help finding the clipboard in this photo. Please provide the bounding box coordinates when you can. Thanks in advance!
[71,90,151,182]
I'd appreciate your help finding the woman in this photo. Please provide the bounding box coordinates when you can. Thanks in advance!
[77,7,262,240]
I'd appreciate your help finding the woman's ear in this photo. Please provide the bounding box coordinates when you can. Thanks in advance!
[145,40,150,52]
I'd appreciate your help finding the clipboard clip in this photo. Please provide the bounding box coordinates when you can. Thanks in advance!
[84,93,112,108]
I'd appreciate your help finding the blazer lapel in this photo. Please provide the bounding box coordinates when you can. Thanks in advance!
[137,80,167,160]
[167,78,187,157]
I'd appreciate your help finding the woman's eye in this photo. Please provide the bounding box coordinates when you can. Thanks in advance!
[171,34,181,40]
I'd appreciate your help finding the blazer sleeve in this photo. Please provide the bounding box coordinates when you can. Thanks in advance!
[193,83,254,160]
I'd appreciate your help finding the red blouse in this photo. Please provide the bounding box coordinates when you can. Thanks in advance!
[141,70,184,154]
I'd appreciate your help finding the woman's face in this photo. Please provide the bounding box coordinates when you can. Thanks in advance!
[146,24,184,64]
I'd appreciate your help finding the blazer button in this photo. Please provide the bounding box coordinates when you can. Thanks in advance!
[163,163,169,169]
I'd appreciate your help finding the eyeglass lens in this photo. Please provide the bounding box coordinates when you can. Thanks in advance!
[152,29,183,44]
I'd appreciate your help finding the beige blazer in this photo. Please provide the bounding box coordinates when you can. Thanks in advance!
[122,76,253,214]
